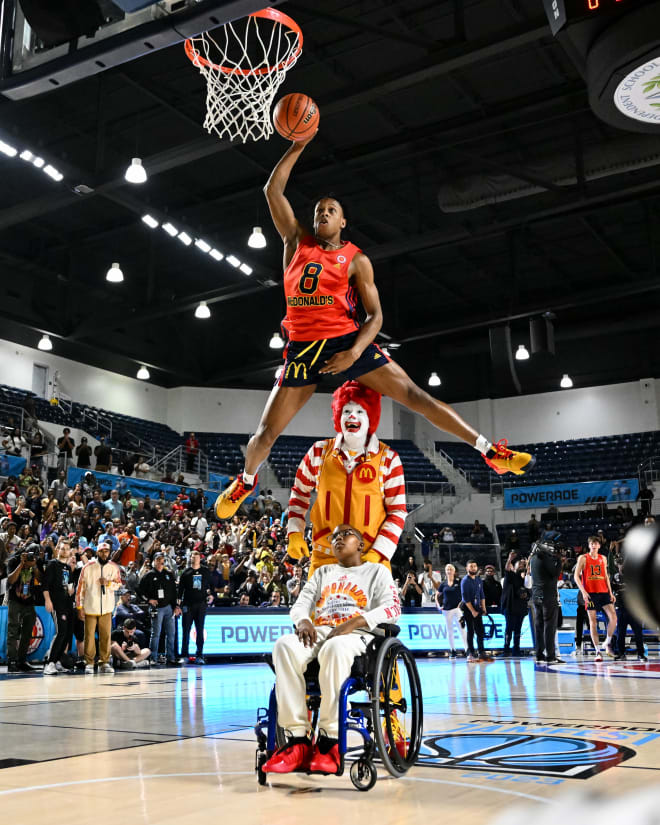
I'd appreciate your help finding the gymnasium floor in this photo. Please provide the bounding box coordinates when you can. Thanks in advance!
[0,658,659,823]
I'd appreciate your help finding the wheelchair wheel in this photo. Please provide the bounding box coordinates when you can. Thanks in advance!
[350,758,377,791]
[370,638,423,777]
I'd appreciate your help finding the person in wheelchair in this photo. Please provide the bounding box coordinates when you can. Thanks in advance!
[263,523,401,775]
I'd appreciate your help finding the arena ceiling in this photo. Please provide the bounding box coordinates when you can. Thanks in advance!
[1,0,660,403]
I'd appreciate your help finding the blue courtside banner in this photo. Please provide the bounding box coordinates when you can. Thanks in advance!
[560,588,579,618]
[0,452,27,477]
[67,467,219,507]
[0,606,56,663]
[504,478,639,510]
[194,609,532,655]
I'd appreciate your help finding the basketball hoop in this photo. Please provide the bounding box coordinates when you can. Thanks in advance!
[185,7,303,143]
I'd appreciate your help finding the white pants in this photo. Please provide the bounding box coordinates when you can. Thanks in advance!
[442,607,468,652]
[273,626,369,738]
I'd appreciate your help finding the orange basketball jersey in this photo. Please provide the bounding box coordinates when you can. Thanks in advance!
[281,235,362,341]
[582,554,609,593]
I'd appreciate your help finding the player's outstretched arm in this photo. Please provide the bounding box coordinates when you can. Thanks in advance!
[263,134,316,248]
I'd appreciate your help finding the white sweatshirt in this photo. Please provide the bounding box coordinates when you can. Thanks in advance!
[290,562,401,630]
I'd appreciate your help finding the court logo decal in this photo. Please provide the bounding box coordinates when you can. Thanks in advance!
[28,615,45,656]
[546,661,660,679]
[418,733,634,778]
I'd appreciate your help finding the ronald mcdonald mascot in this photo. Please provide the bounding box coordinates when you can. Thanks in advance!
[286,381,407,575]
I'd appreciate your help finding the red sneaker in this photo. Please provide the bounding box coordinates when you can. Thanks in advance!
[309,743,341,774]
[483,439,535,477]
[262,741,313,773]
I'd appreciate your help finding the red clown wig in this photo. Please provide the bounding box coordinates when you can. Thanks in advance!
[331,381,382,435]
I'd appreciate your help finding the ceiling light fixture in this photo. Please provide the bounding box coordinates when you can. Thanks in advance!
[125,157,147,184]
[43,164,63,182]
[209,248,224,261]
[142,214,159,229]
[106,262,124,283]
[32,156,45,168]
[239,263,253,276]
[19,150,33,161]
[37,334,53,351]
[560,374,573,389]
[162,222,178,237]
[0,140,17,157]
[269,332,284,349]
[428,372,441,387]
[178,231,192,246]
[515,344,530,361]
[195,239,211,253]
[195,301,211,319]
[227,255,241,268]
[248,226,267,249]
[137,365,150,380]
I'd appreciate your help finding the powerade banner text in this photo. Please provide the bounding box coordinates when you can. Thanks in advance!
[197,609,532,655]
[0,453,27,477]
[504,478,639,510]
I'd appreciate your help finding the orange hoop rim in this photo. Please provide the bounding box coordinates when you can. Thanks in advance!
[185,7,303,77]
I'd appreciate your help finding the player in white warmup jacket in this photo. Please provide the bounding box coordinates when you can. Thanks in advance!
[263,523,401,775]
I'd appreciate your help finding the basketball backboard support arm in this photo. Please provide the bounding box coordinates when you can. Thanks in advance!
[0,0,282,100]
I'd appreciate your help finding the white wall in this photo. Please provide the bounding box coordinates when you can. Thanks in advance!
[0,339,168,424]
[1,337,658,443]
[394,378,660,446]
[167,385,395,438]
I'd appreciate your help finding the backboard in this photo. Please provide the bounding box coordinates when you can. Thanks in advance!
[0,0,277,100]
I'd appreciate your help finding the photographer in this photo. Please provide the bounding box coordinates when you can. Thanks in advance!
[5,544,40,672]
[611,548,647,662]
[501,551,530,657]
[401,569,423,607]
[529,537,564,664]
[460,560,493,663]
[110,618,151,669]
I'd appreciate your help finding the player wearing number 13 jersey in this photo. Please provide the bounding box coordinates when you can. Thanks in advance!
[215,132,536,520]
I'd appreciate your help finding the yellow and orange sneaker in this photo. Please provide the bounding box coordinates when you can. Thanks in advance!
[214,473,257,519]
[483,439,535,476]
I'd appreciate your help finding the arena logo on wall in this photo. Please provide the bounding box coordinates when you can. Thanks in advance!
[614,59,660,124]
[503,478,638,510]
[27,615,45,656]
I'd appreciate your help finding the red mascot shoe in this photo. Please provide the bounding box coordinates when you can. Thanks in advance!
[262,739,313,773]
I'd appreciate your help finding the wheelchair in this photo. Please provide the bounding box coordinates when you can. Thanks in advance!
[254,624,423,791]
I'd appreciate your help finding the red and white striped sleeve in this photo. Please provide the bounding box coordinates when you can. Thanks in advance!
[372,446,407,561]
[286,439,328,535]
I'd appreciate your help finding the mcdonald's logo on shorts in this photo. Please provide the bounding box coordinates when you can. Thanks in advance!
[285,362,308,381]
[356,464,376,484]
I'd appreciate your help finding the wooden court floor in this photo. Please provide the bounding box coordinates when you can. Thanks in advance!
[1,657,659,823]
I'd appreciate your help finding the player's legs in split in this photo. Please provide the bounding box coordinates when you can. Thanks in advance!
[357,360,534,475]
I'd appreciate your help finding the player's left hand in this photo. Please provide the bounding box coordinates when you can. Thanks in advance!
[319,349,357,375]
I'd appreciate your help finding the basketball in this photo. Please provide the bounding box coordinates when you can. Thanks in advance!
[272,93,319,141]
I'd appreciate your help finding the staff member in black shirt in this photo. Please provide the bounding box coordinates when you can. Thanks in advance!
[501,551,530,657]
[43,539,75,675]
[5,545,39,672]
[529,538,563,664]
[139,553,180,666]
[178,550,214,664]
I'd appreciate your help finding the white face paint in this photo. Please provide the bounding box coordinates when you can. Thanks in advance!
[340,402,370,452]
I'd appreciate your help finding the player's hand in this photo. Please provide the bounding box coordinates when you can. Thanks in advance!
[287,532,310,559]
[293,130,318,148]
[296,619,317,647]
[319,349,358,375]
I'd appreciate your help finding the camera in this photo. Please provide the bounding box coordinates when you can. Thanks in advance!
[25,551,35,562]
[622,524,660,628]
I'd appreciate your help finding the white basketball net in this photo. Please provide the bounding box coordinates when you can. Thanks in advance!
[186,12,302,143]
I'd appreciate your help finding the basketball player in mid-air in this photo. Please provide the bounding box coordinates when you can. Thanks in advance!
[216,133,535,518]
